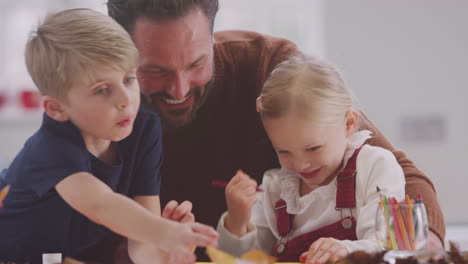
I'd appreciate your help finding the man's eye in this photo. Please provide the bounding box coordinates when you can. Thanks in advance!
[142,69,165,75]
[191,62,202,69]
[307,146,321,151]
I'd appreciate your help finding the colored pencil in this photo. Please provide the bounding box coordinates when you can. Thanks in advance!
[393,198,411,250]
[388,197,406,249]
[384,196,399,250]
[406,195,416,250]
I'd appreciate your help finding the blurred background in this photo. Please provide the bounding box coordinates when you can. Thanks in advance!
[0,0,466,249]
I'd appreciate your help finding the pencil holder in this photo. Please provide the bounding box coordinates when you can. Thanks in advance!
[375,200,428,251]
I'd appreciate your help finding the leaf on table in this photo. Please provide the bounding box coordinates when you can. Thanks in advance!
[206,247,276,264]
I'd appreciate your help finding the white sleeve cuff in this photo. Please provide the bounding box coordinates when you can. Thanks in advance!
[339,239,381,253]
[217,211,257,257]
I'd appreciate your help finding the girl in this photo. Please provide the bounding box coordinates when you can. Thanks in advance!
[217,54,405,263]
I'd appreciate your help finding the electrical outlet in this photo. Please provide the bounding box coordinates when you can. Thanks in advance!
[399,115,446,143]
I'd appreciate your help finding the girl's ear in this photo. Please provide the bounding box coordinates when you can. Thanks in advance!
[256,97,262,113]
[345,109,360,137]
[43,96,69,122]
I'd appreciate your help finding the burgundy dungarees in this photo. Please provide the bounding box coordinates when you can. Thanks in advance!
[274,147,362,262]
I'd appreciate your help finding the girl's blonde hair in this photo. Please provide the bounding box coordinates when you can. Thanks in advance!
[25,8,139,99]
[258,54,353,125]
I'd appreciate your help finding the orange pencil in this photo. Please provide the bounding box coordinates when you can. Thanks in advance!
[0,185,10,208]
[406,195,416,250]
[393,198,411,250]
[399,204,409,242]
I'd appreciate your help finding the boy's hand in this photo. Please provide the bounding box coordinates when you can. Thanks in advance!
[162,200,197,253]
[129,199,199,263]
[224,170,258,237]
[163,221,218,264]
[162,200,195,223]
[299,237,348,264]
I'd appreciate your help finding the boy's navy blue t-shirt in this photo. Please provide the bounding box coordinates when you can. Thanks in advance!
[0,108,162,263]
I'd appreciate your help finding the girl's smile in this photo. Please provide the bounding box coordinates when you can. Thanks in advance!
[299,168,322,180]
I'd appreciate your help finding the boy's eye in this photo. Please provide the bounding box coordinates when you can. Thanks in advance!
[124,76,137,84]
[94,88,109,95]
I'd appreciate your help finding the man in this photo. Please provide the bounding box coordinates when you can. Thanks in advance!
[107,0,445,260]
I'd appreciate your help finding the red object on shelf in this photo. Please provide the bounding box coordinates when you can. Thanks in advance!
[20,90,41,109]
[0,93,6,109]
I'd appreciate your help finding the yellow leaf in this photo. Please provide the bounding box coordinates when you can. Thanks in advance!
[206,247,236,264]
[206,247,276,264]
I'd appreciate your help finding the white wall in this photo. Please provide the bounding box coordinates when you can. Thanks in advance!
[215,0,325,56]
[323,0,468,225]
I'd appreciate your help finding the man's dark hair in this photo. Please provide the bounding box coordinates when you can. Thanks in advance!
[107,0,219,33]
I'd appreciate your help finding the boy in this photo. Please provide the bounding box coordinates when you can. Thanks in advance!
[0,8,217,264]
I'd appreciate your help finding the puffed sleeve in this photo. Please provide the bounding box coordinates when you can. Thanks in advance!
[339,145,406,252]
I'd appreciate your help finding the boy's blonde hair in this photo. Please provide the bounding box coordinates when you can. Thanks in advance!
[258,54,353,125]
[25,8,139,99]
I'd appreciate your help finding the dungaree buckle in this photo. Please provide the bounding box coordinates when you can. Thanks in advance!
[335,208,354,229]
[276,235,288,254]
[341,218,353,229]
[274,200,291,256]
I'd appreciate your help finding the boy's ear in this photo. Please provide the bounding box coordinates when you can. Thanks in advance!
[43,96,69,122]
[255,97,262,113]
[345,109,359,137]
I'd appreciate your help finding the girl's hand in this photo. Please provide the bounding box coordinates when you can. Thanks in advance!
[299,237,348,264]
[224,170,258,237]
[162,221,219,264]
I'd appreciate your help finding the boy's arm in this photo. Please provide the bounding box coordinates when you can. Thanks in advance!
[55,172,174,245]
[360,112,445,246]
[55,172,217,254]
[127,195,167,263]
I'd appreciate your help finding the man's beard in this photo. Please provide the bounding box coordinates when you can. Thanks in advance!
[142,77,214,130]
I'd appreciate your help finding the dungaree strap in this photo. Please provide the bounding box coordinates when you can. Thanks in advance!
[275,199,293,237]
[336,146,362,209]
